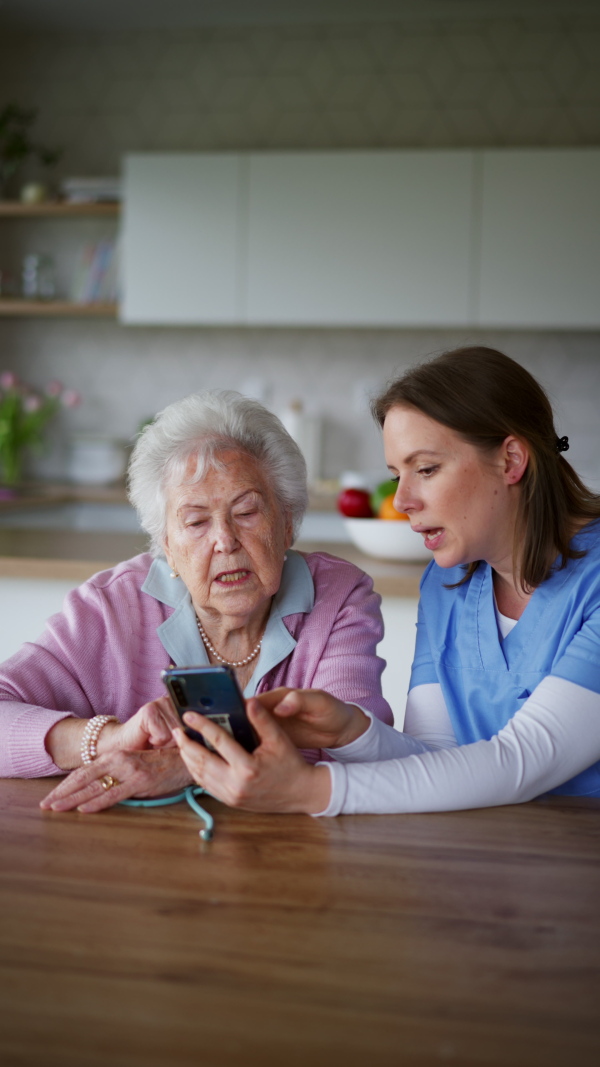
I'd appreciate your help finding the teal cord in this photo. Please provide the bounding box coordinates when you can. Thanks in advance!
[119,785,214,840]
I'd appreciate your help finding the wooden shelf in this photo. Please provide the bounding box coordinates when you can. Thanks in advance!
[0,299,117,317]
[0,201,120,218]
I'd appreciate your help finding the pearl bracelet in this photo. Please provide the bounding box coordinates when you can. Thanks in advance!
[81,715,118,765]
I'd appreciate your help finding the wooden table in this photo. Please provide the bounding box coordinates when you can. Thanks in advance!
[1,781,599,1067]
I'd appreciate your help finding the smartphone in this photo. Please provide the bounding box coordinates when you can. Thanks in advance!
[162,665,258,753]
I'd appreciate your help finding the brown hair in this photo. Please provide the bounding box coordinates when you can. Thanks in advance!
[372,346,600,590]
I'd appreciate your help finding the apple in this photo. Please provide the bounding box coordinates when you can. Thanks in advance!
[337,488,374,518]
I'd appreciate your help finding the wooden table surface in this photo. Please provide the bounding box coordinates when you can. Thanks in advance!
[1,780,599,1067]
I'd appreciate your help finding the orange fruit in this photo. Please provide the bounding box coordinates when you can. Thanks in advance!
[378,494,409,520]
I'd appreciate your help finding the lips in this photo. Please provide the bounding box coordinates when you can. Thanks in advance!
[413,526,445,551]
[214,569,251,584]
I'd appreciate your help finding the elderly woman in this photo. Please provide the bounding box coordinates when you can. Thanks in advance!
[0,391,392,809]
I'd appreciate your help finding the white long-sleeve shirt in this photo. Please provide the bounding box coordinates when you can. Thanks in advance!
[316,599,600,815]
[317,677,600,815]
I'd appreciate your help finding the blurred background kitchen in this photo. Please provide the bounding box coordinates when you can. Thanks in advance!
[0,0,598,710]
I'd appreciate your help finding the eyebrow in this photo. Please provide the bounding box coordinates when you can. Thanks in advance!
[177,488,262,514]
[391,449,444,467]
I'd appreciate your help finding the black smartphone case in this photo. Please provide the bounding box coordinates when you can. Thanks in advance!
[162,665,258,753]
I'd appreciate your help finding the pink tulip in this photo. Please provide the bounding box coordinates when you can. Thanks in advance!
[61,389,82,409]
[45,379,63,397]
[0,371,18,390]
[23,394,42,413]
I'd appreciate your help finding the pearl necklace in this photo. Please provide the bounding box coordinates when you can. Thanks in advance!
[196,616,263,668]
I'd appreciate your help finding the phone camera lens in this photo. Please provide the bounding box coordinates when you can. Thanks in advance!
[173,681,186,704]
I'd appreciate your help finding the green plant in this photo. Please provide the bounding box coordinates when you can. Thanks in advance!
[0,103,62,194]
[0,372,81,486]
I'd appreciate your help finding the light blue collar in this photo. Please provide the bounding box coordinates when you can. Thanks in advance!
[141,549,314,697]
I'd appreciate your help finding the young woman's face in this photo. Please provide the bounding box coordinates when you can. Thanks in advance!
[382,405,522,571]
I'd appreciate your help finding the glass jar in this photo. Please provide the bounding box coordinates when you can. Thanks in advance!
[22,254,56,300]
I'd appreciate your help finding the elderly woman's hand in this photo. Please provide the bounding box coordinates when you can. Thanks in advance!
[40,747,192,814]
[44,696,182,774]
[254,687,370,750]
[40,697,188,813]
[172,699,332,814]
[104,696,181,754]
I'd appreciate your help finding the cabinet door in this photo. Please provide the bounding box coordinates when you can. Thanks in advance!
[244,151,475,327]
[478,149,600,328]
[121,154,243,324]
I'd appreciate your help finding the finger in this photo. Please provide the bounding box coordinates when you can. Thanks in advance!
[251,687,293,712]
[47,775,127,813]
[272,689,343,721]
[181,711,255,772]
[158,696,181,730]
[269,689,305,718]
[76,779,132,813]
[172,725,211,770]
[40,764,101,807]
[146,716,176,747]
[172,726,218,786]
[246,699,293,749]
[145,698,179,745]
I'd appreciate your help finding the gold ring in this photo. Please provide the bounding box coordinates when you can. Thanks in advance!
[100,774,119,791]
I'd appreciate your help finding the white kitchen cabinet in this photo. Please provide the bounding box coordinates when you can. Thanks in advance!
[478,149,600,328]
[245,151,475,327]
[120,154,244,324]
[119,149,600,329]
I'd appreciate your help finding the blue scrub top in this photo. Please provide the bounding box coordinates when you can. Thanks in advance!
[410,519,600,797]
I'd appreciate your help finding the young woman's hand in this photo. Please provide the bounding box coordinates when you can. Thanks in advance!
[39,747,192,813]
[253,687,370,750]
[172,698,332,815]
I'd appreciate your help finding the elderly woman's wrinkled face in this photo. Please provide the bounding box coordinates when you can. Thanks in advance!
[163,450,293,623]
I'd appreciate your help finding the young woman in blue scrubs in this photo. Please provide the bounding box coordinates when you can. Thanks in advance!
[174,346,600,815]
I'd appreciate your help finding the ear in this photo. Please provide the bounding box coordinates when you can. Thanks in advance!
[284,513,294,551]
[162,535,174,571]
[502,435,529,486]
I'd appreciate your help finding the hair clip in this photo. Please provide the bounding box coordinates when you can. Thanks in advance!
[556,435,570,453]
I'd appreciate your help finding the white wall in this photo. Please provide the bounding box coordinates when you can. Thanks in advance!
[0,577,78,659]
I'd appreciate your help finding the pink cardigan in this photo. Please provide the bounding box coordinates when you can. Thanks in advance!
[0,551,392,778]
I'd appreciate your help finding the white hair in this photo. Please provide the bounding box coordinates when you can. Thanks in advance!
[128,390,308,557]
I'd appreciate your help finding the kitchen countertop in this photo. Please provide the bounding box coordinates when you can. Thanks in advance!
[0,484,425,596]
[0,530,424,597]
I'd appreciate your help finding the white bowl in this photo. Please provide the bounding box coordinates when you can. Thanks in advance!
[344,518,432,561]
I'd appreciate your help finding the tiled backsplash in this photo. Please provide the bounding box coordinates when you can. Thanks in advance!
[2,320,599,490]
[1,14,599,488]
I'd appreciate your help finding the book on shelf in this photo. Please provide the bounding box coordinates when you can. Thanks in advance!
[71,240,120,304]
[60,176,122,204]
